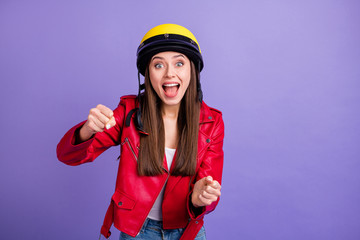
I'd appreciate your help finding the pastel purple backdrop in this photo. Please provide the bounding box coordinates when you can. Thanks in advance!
[1,1,359,239]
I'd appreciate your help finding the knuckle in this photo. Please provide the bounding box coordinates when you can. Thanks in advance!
[89,108,97,115]
[102,116,109,124]
[88,120,94,127]
[88,117,96,125]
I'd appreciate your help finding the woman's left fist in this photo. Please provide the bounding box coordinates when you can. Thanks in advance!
[191,176,221,207]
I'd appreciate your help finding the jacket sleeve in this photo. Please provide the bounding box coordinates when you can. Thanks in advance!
[56,101,125,166]
[187,114,225,220]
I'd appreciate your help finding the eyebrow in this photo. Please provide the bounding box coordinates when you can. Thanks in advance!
[151,54,185,61]
[173,54,185,59]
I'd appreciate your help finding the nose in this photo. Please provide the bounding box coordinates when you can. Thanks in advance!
[165,65,175,78]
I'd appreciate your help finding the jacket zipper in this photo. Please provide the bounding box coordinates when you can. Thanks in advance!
[136,167,170,236]
[121,137,138,161]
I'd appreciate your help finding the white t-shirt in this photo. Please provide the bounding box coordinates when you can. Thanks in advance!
[147,147,176,221]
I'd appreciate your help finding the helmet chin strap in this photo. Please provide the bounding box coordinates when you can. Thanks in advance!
[197,61,203,103]
[135,71,147,134]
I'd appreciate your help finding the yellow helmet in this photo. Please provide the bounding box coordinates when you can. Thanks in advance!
[136,23,204,76]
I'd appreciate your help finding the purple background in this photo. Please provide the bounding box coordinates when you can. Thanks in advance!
[1,0,360,239]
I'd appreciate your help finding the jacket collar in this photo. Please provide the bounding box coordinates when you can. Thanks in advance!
[199,101,215,124]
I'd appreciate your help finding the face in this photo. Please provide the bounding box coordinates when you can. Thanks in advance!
[148,51,191,108]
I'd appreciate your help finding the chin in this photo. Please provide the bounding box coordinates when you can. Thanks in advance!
[161,98,182,107]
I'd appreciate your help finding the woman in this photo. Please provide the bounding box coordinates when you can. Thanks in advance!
[57,23,224,240]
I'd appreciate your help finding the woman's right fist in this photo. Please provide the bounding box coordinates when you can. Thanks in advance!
[79,104,116,142]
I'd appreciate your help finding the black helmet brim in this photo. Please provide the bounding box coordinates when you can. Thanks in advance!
[136,36,204,76]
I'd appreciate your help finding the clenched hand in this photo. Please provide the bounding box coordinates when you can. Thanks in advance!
[79,104,116,142]
[191,176,221,208]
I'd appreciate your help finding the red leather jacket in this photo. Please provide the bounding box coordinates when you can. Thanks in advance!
[57,95,224,239]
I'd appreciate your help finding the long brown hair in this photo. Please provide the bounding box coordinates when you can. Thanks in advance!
[137,61,200,176]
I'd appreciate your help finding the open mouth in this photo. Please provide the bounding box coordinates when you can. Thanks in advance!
[162,83,180,97]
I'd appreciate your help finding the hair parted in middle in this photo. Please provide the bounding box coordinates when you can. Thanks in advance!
[137,61,200,176]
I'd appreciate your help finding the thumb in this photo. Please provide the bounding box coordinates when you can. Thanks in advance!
[106,116,116,130]
[205,176,213,184]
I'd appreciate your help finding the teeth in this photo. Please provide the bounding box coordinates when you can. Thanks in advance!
[163,83,179,87]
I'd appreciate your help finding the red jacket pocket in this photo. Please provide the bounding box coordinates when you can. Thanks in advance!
[112,191,136,210]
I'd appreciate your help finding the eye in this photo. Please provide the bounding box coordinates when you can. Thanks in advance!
[175,62,184,67]
[155,63,164,69]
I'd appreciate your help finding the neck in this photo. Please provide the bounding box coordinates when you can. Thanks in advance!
[161,103,180,119]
